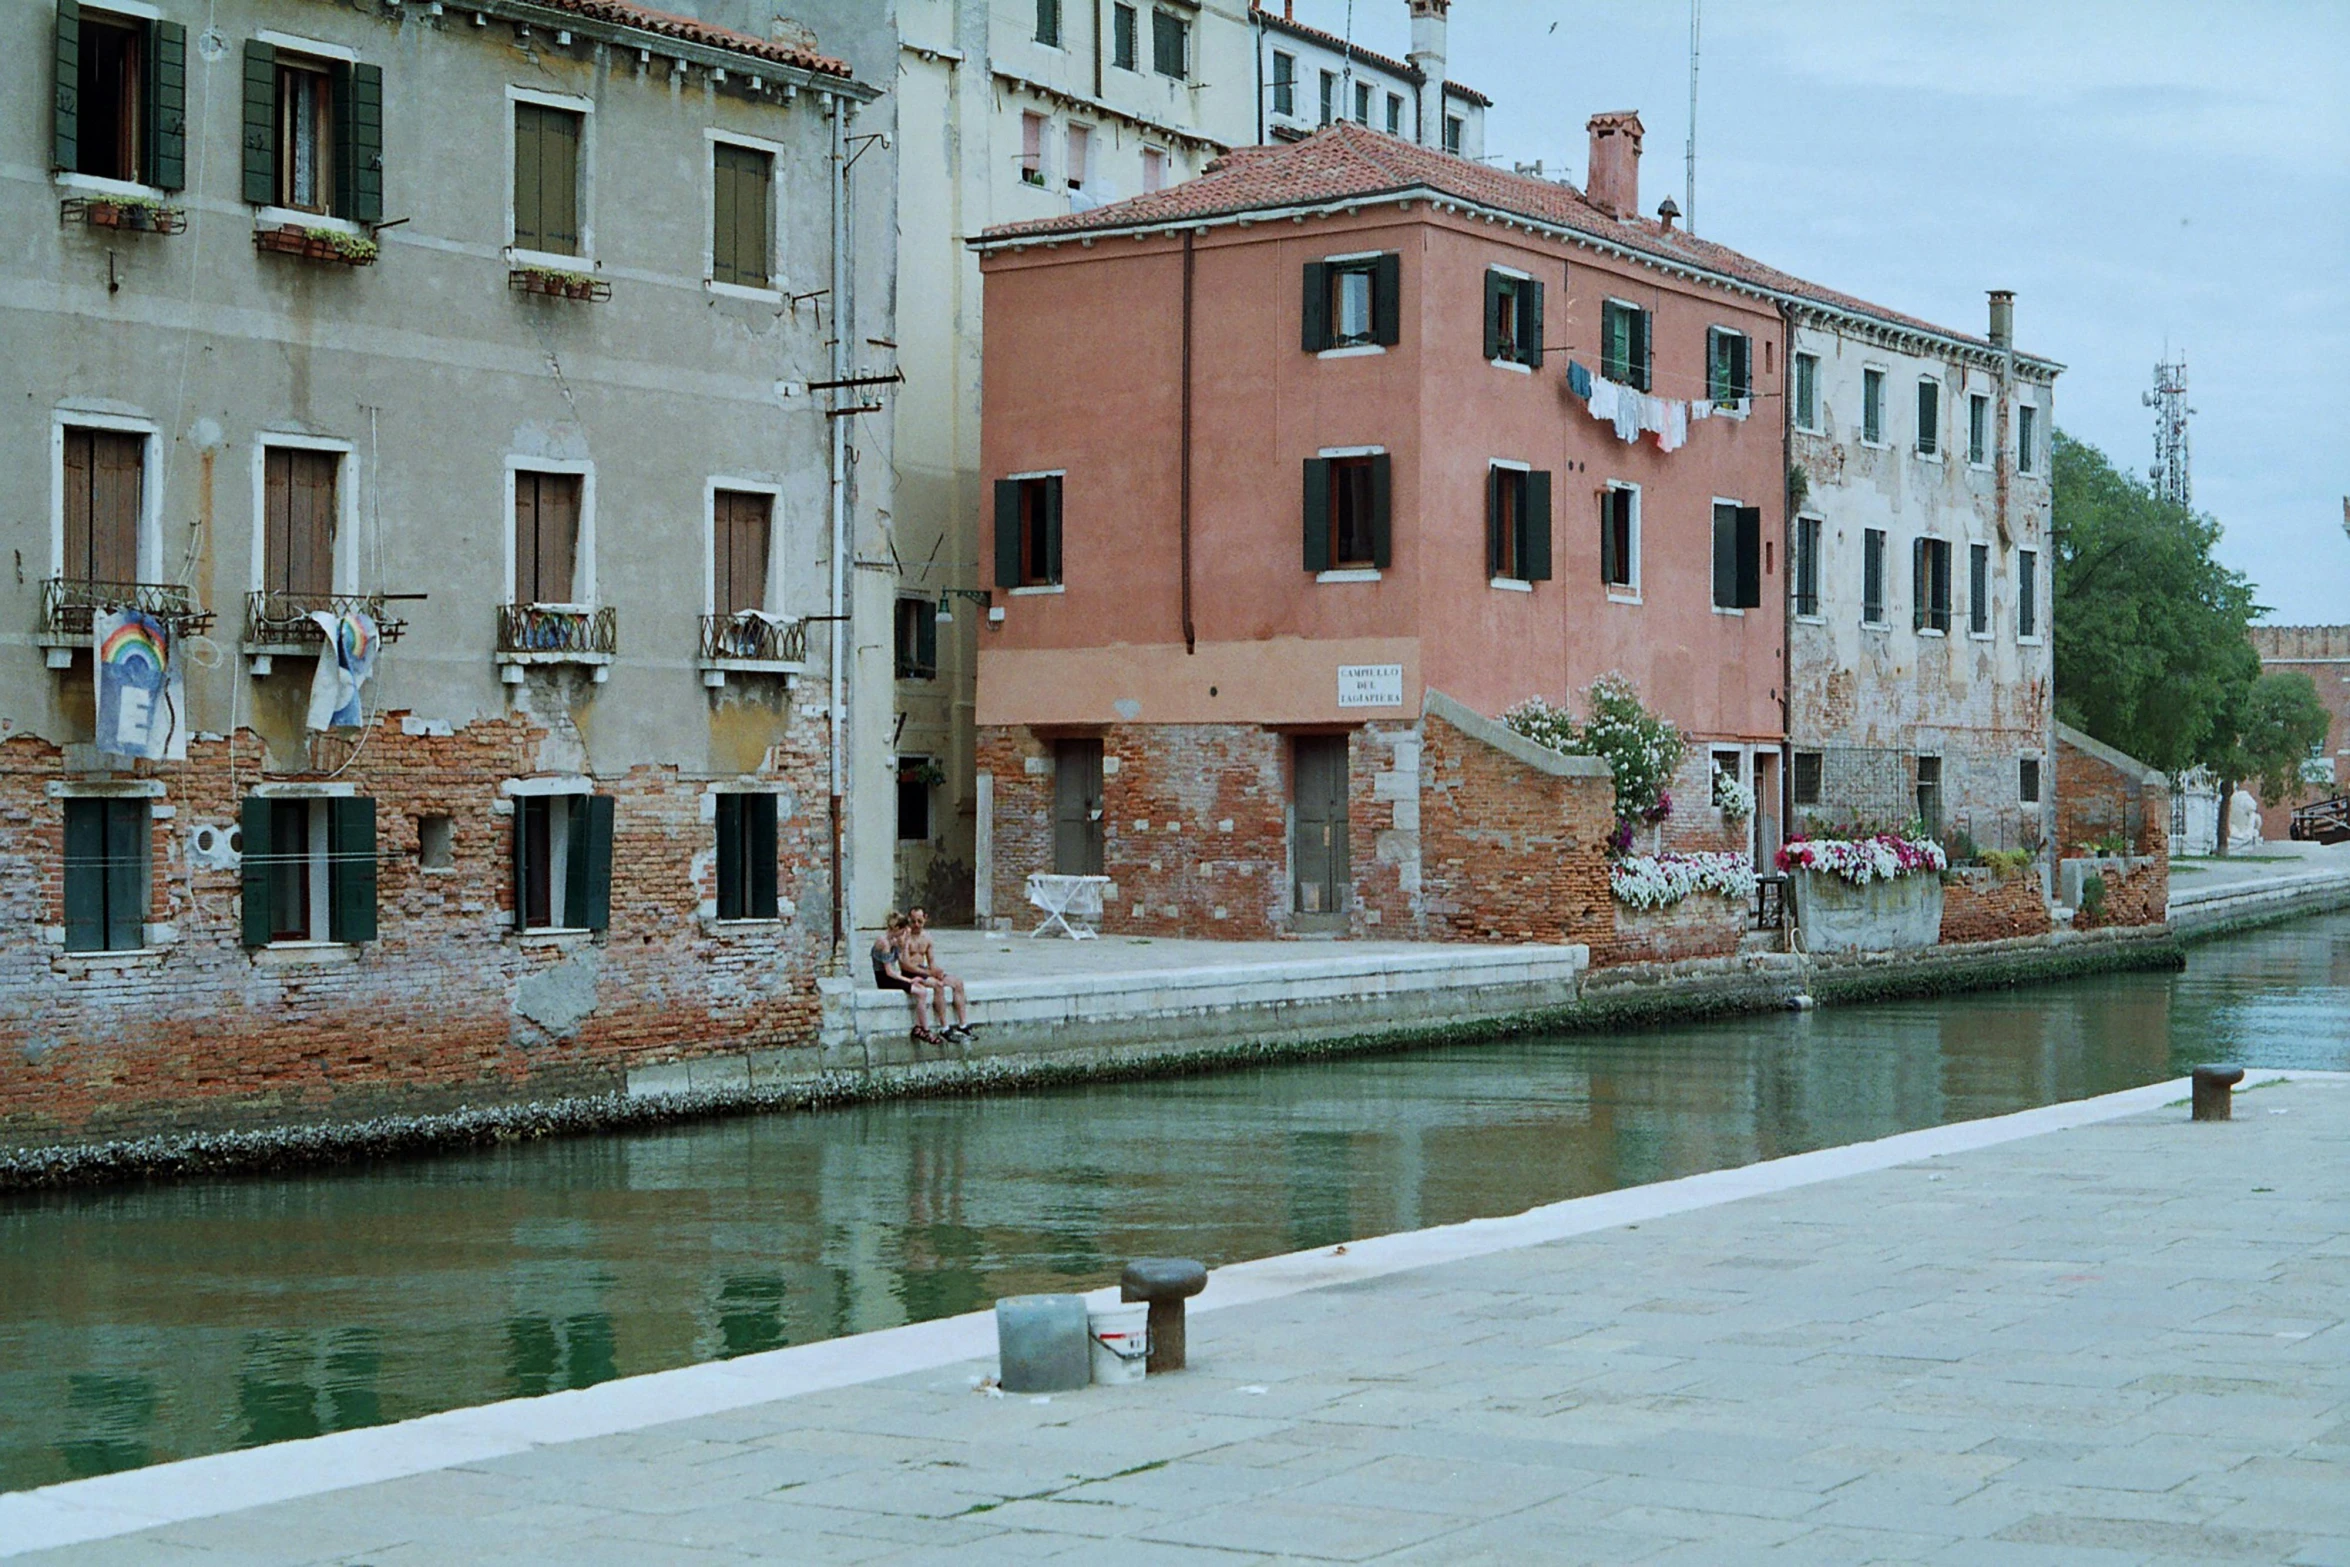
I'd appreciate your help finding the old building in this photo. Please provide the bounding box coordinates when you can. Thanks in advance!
[969,118,1791,940]
[2,0,896,1145]
[2247,624,2350,838]
[1781,289,2062,852]
[1251,0,1487,157]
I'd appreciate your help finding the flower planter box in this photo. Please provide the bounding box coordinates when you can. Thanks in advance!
[508,268,610,302]
[62,197,187,235]
[254,225,377,266]
[1790,868,1945,953]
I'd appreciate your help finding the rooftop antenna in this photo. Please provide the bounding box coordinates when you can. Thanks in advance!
[2142,352,2193,508]
[1341,0,1357,116]
[1684,0,1700,232]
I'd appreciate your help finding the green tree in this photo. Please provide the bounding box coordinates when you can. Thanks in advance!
[2211,669,2332,820]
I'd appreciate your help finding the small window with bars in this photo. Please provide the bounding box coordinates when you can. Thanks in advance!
[1791,752,1823,808]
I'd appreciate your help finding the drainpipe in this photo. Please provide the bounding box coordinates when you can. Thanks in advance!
[1776,298,1796,849]
[1093,0,1104,100]
[1180,227,1197,654]
[1252,7,1264,145]
[827,91,850,952]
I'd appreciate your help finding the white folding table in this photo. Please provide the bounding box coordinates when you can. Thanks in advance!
[1025,872,1110,939]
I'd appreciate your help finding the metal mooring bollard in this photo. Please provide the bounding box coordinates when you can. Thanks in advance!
[2192,1065,2245,1122]
[1121,1258,1208,1373]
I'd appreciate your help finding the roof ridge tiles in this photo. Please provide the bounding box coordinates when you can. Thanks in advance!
[514,0,856,79]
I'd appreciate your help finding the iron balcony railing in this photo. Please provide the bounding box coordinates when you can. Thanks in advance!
[42,578,214,638]
[246,591,409,646]
[699,612,806,664]
[497,603,618,657]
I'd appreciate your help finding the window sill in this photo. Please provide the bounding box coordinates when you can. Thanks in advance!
[53,171,167,201]
[1488,358,1533,376]
[1007,584,1064,597]
[506,246,595,273]
[1969,631,1994,642]
[1606,589,1642,604]
[1711,606,1746,617]
[1859,439,1888,451]
[1711,400,1752,420]
[2017,635,2044,646]
[518,927,598,948]
[699,657,804,689]
[1794,613,1826,625]
[255,207,365,238]
[1488,576,1532,593]
[708,280,784,303]
[1794,423,1823,437]
[251,941,359,967]
[1915,451,1943,464]
[698,915,788,935]
[1969,460,1994,473]
[1917,627,1948,639]
[1316,569,1381,584]
[1861,619,1890,633]
[497,650,614,684]
[51,945,172,975]
[1317,344,1384,360]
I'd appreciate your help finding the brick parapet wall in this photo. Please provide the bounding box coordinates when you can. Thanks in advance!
[1597,891,1747,967]
[1412,711,1615,947]
[2071,856,2168,930]
[0,707,834,1148]
[1938,868,2054,944]
[2055,731,2170,860]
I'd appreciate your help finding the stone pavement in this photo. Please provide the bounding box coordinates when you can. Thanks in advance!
[11,1076,2347,1565]
[915,929,1463,985]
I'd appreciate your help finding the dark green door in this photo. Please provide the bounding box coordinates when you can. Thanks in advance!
[1292,734,1350,928]
[1053,739,1103,875]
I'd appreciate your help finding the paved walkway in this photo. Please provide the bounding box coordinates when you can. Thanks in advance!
[10,1076,2347,1564]
[2168,838,2350,891]
[912,930,1460,985]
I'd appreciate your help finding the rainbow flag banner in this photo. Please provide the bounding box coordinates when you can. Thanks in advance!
[93,608,186,761]
[305,609,380,731]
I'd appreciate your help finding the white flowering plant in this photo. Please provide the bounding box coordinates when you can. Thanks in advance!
[1711,770,1755,823]
[1776,833,1947,886]
[1503,674,1685,852]
[1609,851,1759,910]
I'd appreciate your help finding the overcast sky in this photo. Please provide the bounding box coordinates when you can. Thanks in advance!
[1283,0,2350,623]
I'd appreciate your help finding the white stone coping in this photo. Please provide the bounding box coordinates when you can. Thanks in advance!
[2054,720,2169,788]
[1422,688,1612,781]
[10,1072,2337,1558]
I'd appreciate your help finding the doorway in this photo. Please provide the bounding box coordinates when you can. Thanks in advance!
[1291,734,1351,932]
[1052,738,1103,875]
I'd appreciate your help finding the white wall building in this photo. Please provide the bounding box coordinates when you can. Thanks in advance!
[1251,0,1486,157]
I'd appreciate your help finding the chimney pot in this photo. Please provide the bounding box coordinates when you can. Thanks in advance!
[1408,1,1451,150]
[1586,111,1645,220]
[1656,195,1680,232]
[1988,289,2015,349]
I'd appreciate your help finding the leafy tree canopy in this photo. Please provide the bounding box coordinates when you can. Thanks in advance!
[2216,670,2332,809]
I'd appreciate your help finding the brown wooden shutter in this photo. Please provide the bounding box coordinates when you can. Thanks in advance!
[516,472,580,604]
[714,490,770,615]
[713,144,770,288]
[274,449,338,598]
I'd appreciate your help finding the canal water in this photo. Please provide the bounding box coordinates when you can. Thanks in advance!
[6,913,2349,1493]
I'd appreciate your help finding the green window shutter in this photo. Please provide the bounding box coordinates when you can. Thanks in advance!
[1713,506,1736,608]
[146,20,186,190]
[1521,279,1544,367]
[513,105,541,249]
[511,800,533,932]
[1368,452,1393,569]
[916,599,938,670]
[1302,458,1329,571]
[715,792,743,919]
[1484,467,1502,576]
[104,800,146,951]
[1912,538,1928,630]
[1523,471,1553,581]
[1599,493,1620,585]
[1734,504,1761,608]
[328,796,377,943]
[240,795,274,947]
[1371,253,1401,346]
[547,112,579,253]
[336,63,383,223]
[569,794,614,933]
[1632,308,1652,391]
[993,480,1022,588]
[52,1,79,172]
[712,147,737,284]
[241,42,276,205]
[1732,333,1750,398]
[63,799,104,953]
[747,794,779,919]
[1482,271,1504,362]
[1706,328,1726,402]
[1043,475,1064,583]
[1299,261,1328,351]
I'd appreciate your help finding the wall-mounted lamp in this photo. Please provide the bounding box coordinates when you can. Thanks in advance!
[934,588,993,624]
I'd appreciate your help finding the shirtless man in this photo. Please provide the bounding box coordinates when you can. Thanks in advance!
[871,913,942,1043]
[901,908,972,1040]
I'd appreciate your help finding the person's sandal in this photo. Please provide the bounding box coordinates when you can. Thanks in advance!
[911,1026,938,1045]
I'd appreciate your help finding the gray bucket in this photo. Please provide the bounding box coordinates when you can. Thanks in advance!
[996,1293,1091,1393]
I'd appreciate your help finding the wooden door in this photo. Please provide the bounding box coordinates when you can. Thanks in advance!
[263,448,338,598]
[514,471,581,605]
[712,489,770,616]
[63,429,143,584]
[1292,734,1350,927]
[1052,739,1103,876]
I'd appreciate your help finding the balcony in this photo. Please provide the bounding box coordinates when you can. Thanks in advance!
[697,612,806,688]
[244,591,409,675]
[495,603,617,684]
[38,579,215,667]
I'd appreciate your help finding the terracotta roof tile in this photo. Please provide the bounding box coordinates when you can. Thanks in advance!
[1258,11,1493,107]
[524,0,854,78]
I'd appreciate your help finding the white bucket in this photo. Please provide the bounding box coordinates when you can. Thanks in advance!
[1087,1303,1149,1386]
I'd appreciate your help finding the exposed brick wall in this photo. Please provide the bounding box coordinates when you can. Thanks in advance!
[0,707,834,1149]
[2249,626,2350,838]
[1938,868,2054,944]
[1413,712,1614,947]
[2072,856,2168,930]
[2055,731,2169,859]
[1599,892,1747,967]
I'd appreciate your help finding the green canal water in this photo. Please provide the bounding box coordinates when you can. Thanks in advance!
[6,913,2350,1492]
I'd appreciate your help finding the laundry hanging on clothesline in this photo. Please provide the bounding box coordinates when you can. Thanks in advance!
[1567,363,1752,454]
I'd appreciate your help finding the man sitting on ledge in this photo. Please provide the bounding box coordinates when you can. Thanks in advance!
[902,907,973,1042]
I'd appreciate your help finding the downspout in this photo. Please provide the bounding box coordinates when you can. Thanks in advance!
[1776,299,1795,848]
[1180,226,1197,654]
[1253,8,1264,145]
[827,91,849,953]
[1093,0,1103,100]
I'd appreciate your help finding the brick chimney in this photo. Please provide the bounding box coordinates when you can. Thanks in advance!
[1586,111,1644,220]
[1408,1,1450,149]
[1987,289,2015,349]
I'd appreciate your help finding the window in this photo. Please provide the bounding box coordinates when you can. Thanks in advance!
[1968,392,1990,465]
[1861,368,1885,445]
[1916,377,1940,457]
[513,101,583,255]
[1354,81,1372,124]
[1913,537,1952,633]
[1706,328,1752,407]
[62,427,144,586]
[63,797,148,953]
[1791,751,1823,808]
[417,813,453,870]
[1303,454,1391,572]
[1141,146,1166,192]
[1271,51,1295,116]
[1301,255,1399,351]
[1969,542,1990,635]
[276,59,332,212]
[239,43,381,220]
[1793,352,1819,431]
[1386,94,1403,135]
[1065,124,1089,191]
[1914,757,1943,839]
[1151,9,1187,78]
[1600,485,1639,592]
[2019,756,2042,805]
[1711,502,1761,610]
[894,597,938,680]
[1486,465,1552,584]
[713,793,779,921]
[240,796,377,946]
[1484,270,1544,367]
[1599,300,1650,390]
[1444,115,1463,155]
[711,489,771,616]
[1112,3,1137,69]
[56,7,188,190]
[513,471,582,605]
[897,758,933,842]
[2017,403,2039,474]
[1035,0,1060,46]
[2018,548,2039,639]
[1019,112,1045,186]
[1863,528,1887,625]
[1794,515,1821,617]
[994,474,1064,588]
[711,141,773,289]
[513,792,614,933]
[263,447,339,599]
[1319,70,1337,127]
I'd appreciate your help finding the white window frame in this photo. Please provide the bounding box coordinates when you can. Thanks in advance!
[2016,546,2042,645]
[704,128,784,302]
[1319,250,1387,360]
[50,409,162,583]
[1860,365,1888,449]
[1603,480,1642,603]
[1003,468,1067,596]
[1967,539,1993,640]
[2016,398,2040,475]
[1315,445,1384,584]
[1487,264,1534,375]
[249,433,360,596]
[1488,457,1532,591]
[50,3,168,199]
[505,85,595,271]
[1914,374,1943,462]
[1967,390,1992,469]
[503,456,597,607]
[1710,494,1746,617]
[504,778,595,934]
[1916,532,1950,638]
[1792,351,1821,434]
[703,476,783,616]
[1861,525,1890,630]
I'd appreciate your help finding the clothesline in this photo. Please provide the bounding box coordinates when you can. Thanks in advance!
[1567,361,1743,453]
[1533,344,1785,401]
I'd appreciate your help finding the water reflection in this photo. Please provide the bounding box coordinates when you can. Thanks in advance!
[5,913,2349,1491]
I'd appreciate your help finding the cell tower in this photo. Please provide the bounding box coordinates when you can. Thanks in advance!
[2143,356,2192,508]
